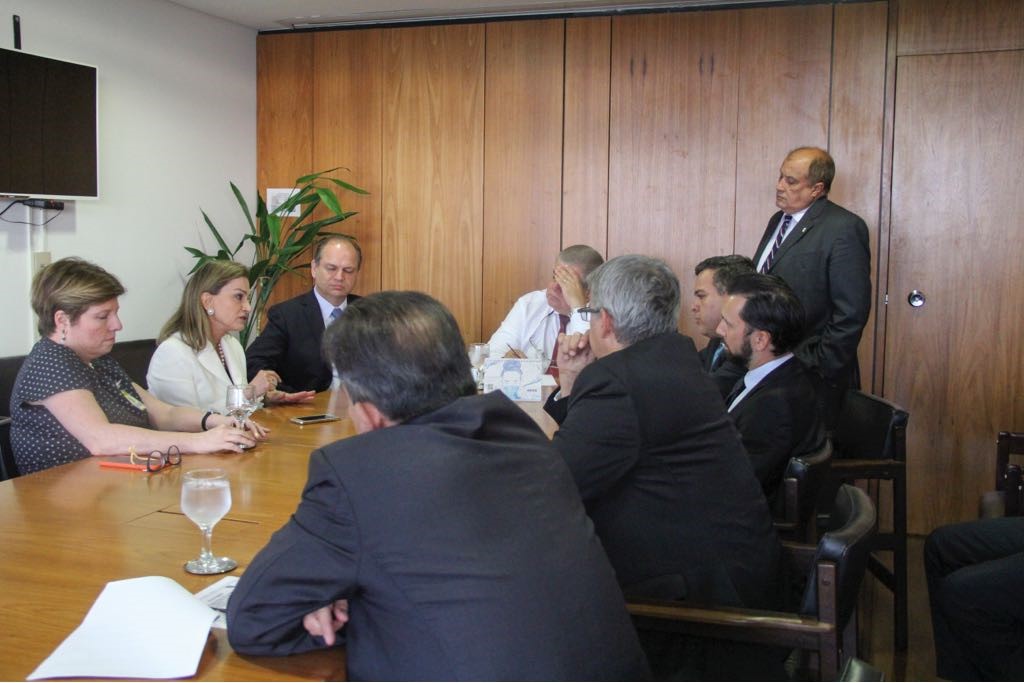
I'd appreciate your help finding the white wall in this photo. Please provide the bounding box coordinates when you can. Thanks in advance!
[0,0,256,356]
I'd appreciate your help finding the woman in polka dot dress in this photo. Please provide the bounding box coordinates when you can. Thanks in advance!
[10,258,267,475]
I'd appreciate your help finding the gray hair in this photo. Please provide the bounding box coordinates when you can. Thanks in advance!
[587,255,680,346]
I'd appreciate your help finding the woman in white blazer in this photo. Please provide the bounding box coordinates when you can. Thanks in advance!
[147,261,313,413]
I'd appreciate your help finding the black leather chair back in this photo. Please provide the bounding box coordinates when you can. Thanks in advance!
[832,390,908,462]
[783,439,833,532]
[799,484,877,630]
[106,338,157,389]
[0,354,26,481]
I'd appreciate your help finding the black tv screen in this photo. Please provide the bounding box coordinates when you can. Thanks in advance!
[0,47,98,199]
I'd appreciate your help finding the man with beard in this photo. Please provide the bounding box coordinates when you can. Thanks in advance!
[716,273,825,501]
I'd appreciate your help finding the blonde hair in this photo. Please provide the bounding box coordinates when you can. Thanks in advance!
[31,258,125,336]
[159,261,249,351]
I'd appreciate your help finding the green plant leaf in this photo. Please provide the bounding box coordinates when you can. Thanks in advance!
[326,177,370,195]
[230,182,257,235]
[201,210,235,257]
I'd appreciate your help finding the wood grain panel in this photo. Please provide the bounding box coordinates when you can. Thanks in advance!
[382,24,485,340]
[829,1,889,388]
[257,33,313,306]
[734,4,832,258]
[483,20,564,340]
[608,11,740,340]
[313,30,384,296]
[563,17,611,255]
[898,0,1024,56]
[887,51,1024,532]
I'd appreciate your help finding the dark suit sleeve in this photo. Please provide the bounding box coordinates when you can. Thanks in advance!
[227,451,358,656]
[245,304,290,385]
[731,392,795,490]
[546,367,642,501]
[809,214,872,378]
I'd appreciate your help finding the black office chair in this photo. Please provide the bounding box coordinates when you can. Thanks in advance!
[629,485,877,681]
[106,338,157,389]
[0,353,25,482]
[828,389,909,652]
[776,440,833,543]
[980,431,1024,517]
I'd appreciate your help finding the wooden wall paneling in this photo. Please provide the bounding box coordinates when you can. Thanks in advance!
[483,20,565,340]
[898,0,1024,56]
[562,17,611,255]
[382,24,485,341]
[733,4,833,259]
[887,51,1024,532]
[257,33,313,306]
[313,30,384,296]
[607,11,740,341]
[829,1,889,389]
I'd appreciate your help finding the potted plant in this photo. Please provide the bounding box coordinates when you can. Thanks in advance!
[185,168,368,346]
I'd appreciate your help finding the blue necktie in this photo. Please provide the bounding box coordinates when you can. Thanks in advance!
[710,341,725,371]
[329,307,343,323]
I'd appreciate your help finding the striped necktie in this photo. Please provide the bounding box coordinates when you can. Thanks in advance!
[761,214,793,273]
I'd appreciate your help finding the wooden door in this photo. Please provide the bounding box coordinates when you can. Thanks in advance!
[887,50,1024,532]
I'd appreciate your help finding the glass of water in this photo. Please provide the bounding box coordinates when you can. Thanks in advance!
[467,343,489,391]
[225,384,257,429]
[181,468,237,575]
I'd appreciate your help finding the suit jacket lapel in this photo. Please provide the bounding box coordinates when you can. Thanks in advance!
[302,290,327,336]
[767,199,829,272]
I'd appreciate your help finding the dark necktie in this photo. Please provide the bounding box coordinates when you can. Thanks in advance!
[760,214,793,273]
[547,314,570,378]
[725,377,747,409]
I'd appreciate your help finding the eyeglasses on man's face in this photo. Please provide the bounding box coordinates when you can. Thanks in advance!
[578,306,603,322]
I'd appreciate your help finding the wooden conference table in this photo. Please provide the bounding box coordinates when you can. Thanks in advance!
[0,391,558,681]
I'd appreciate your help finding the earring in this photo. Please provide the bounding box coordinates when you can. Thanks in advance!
[206,308,214,316]
[60,328,67,343]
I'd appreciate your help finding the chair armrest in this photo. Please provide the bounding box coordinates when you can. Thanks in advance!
[627,599,833,651]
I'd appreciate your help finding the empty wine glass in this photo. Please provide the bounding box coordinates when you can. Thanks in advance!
[467,342,489,391]
[181,468,237,575]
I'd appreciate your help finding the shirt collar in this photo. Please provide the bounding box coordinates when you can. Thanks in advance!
[313,288,348,322]
[743,352,795,391]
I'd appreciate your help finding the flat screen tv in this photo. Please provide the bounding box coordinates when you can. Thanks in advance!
[0,47,98,200]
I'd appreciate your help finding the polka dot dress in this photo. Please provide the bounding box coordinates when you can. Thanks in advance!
[10,338,151,475]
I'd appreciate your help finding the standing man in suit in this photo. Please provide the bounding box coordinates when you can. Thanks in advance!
[246,235,361,392]
[228,291,649,680]
[754,147,871,426]
[717,273,825,501]
[691,254,754,399]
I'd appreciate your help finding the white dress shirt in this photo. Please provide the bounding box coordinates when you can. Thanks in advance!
[486,289,589,361]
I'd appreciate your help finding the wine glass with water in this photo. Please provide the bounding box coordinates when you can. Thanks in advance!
[225,384,258,430]
[181,468,237,575]
[467,343,489,391]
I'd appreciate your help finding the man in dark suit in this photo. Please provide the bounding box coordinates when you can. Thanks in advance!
[691,254,754,399]
[245,236,362,392]
[925,517,1024,680]
[753,147,871,425]
[716,273,825,501]
[228,291,649,681]
[546,255,780,610]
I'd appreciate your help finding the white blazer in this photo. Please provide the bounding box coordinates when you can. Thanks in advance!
[486,289,589,361]
[146,333,248,412]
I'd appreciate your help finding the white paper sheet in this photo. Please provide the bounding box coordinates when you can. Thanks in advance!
[28,576,218,681]
[193,575,239,630]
